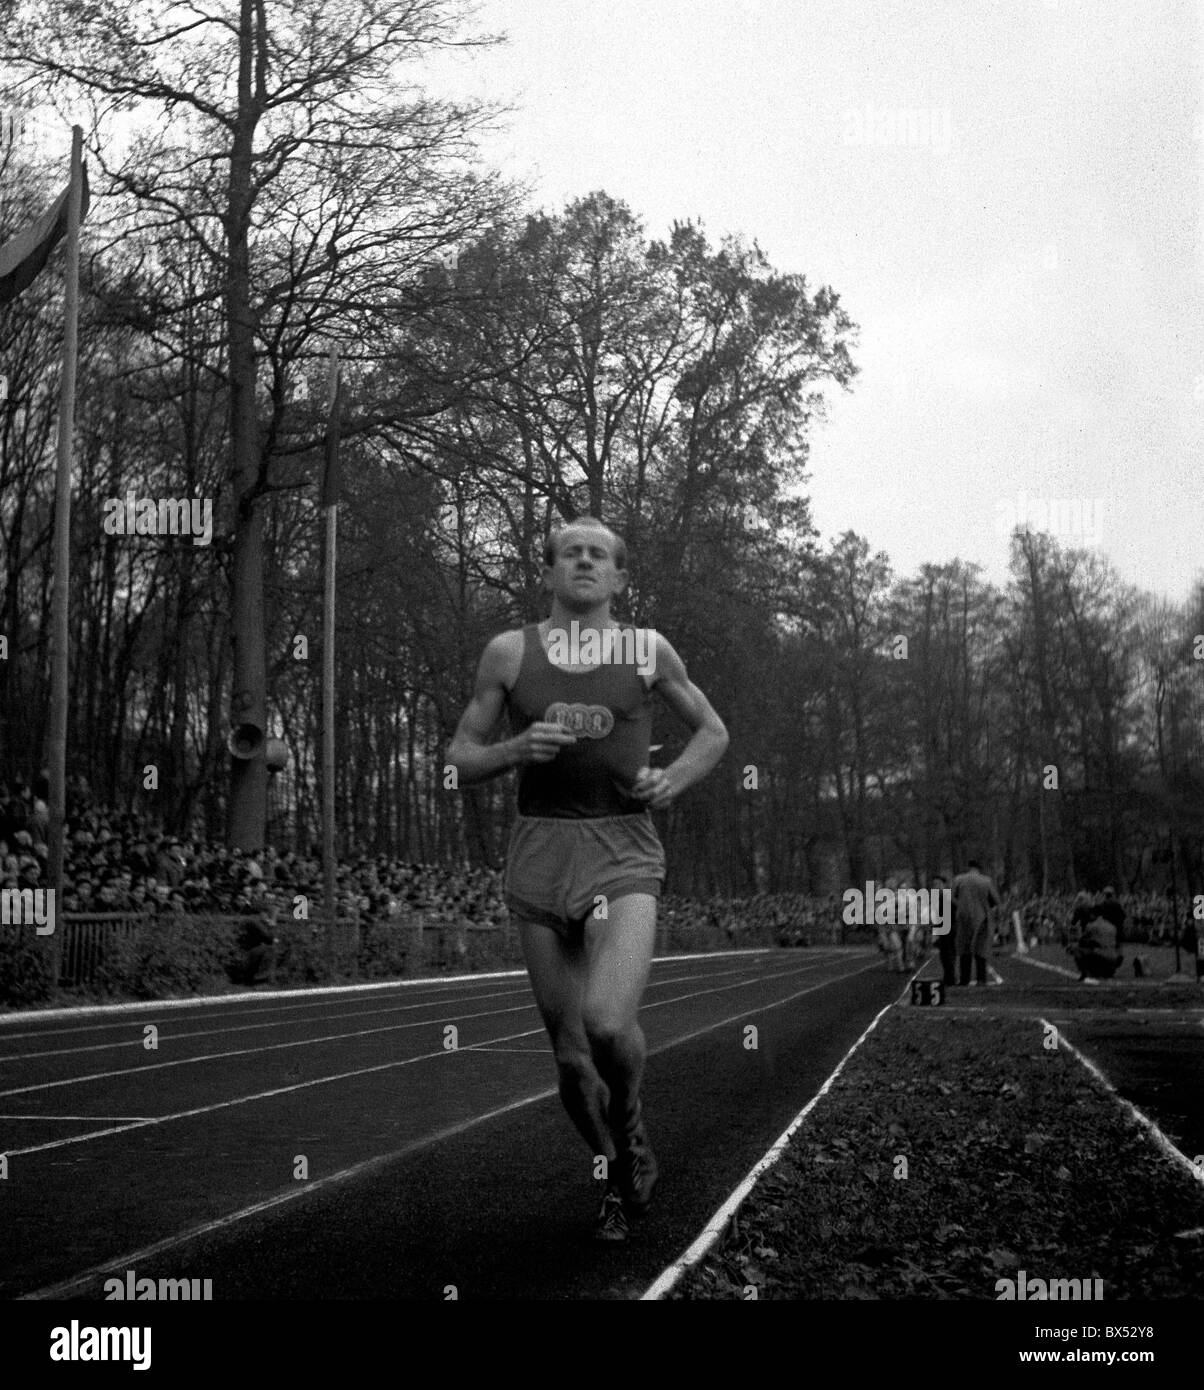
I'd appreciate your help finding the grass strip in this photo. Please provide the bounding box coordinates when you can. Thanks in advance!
[673,1009,1204,1299]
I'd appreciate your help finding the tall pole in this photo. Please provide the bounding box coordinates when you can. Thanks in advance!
[1169,831,1181,975]
[322,347,339,929]
[47,125,84,917]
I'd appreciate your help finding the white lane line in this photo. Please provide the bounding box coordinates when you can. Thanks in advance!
[19,1089,562,1301]
[462,1047,552,1054]
[0,955,838,1101]
[0,986,533,1062]
[1016,956,1082,980]
[19,957,878,1300]
[641,991,897,1301]
[7,948,813,1045]
[0,1003,537,1100]
[3,1040,476,1160]
[0,1114,153,1122]
[2,958,858,1153]
[0,976,536,1041]
[0,947,785,1029]
[1039,1018,1204,1190]
[0,958,804,1063]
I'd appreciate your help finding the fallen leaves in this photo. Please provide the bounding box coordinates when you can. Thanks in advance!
[672,1009,1204,1301]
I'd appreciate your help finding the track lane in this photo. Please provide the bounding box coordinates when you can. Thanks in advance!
[2,948,889,1298]
[1,954,849,1156]
[0,953,819,1071]
[0,956,845,1106]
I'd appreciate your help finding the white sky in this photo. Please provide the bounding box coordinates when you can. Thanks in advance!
[433,0,1204,601]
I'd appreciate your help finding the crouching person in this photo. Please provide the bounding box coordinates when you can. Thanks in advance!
[1074,914,1122,983]
[236,901,277,986]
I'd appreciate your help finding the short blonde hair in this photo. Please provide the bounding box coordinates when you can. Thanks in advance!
[543,516,627,570]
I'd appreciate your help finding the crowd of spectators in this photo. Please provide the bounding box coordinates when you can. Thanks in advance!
[661,892,845,947]
[0,775,1196,947]
[996,889,1185,947]
[0,775,506,928]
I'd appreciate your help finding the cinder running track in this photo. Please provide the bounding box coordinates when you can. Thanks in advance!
[0,947,898,1300]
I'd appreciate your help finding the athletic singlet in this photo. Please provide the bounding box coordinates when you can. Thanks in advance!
[505,623,653,818]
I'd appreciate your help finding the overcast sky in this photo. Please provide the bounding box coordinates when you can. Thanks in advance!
[435,0,1203,602]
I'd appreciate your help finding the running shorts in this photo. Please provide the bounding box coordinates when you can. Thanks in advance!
[504,811,665,938]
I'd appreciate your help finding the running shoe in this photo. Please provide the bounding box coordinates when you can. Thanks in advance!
[593,1185,629,1243]
[615,1119,659,1216]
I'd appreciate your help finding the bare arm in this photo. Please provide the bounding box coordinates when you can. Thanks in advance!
[630,632,730,811]
[447,632,575,787]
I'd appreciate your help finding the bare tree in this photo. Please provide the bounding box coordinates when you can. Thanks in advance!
[4,0,508,846]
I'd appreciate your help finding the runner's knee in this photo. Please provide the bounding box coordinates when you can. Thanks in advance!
[549,1027,592,1077]
[581,1005,632,1049]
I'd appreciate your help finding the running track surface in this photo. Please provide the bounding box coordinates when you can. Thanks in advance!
[0,947,901,1300]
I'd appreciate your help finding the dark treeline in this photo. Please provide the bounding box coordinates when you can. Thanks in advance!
[1,1,1201,900]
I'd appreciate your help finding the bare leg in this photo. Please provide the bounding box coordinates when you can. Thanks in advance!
[519,919,615,1162]
[581,893,657,1141]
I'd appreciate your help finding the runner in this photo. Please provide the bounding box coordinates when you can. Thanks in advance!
[447,516,730,1241]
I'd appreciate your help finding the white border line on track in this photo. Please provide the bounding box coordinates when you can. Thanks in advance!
[20,957,879,1300]
[1039,1018,1204,1190]
[640,983,902,1300]
[642,967,917,1301]
[0,948,782,1026]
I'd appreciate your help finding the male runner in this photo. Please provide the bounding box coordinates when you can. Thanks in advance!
[448,517,729,1241]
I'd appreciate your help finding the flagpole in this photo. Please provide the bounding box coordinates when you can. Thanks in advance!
[47,125,84,930]
[322,347,339,932]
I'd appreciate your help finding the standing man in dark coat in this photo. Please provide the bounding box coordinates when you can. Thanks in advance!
[952,859,1000,987]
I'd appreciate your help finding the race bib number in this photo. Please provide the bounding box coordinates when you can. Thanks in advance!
[545,701,614,739]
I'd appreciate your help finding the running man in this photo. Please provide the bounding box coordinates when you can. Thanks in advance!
[447,516,729,1241]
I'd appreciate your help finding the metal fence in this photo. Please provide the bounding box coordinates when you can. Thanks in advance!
[58,914,143,987]
[3,905,844,1000]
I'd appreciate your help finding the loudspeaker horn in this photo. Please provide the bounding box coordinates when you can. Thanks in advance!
[227,723,265,760]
